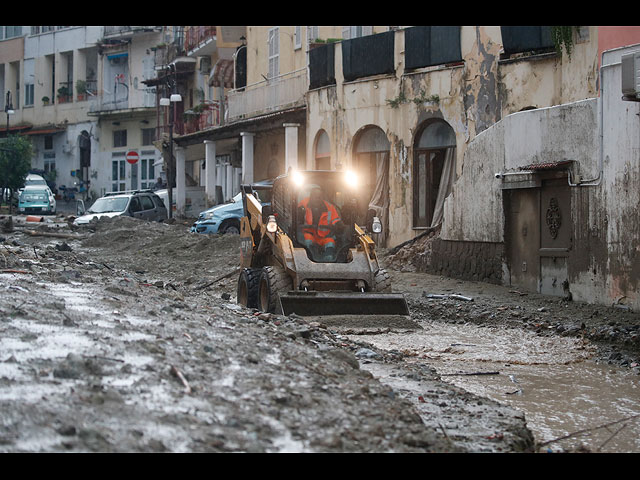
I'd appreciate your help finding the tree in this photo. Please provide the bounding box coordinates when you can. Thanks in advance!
[0,135,34,213]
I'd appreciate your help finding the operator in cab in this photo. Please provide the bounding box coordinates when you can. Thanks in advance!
[298,186,345,259]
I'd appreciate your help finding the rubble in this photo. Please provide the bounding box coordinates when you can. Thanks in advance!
[0,215,537,452]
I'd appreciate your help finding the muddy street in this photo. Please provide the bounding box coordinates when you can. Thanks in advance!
[1,214,639,452]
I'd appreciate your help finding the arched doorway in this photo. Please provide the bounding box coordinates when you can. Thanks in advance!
[314,130,331,170]
[353,126,390,245]
[413,119,456,228]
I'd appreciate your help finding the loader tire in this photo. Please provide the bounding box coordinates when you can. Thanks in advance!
[258,264,292,314]
[237,268,260,309]
[372,268,392,293]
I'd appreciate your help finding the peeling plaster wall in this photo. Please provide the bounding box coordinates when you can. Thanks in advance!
[305,26,603,249]
[442,44,640,308]
[441,99,599,243]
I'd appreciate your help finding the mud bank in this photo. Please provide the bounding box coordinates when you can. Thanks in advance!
[0,215,536,452]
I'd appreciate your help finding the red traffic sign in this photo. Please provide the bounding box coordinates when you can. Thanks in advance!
[126,151,139,164]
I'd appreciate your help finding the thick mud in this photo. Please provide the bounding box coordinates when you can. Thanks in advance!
[1,214,638,452]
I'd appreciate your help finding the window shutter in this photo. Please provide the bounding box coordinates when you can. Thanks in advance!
[268,27,279,79]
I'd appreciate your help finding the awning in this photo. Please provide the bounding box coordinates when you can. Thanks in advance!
[22,126,66,136]
[209,59,234,88]
[519,160,573,171]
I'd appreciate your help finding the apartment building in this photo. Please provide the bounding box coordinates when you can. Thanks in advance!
[0,26,166,200]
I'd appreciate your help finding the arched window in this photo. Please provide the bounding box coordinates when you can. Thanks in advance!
[413,120,456,228]
[314,130,331,170]
[353,126,390,245]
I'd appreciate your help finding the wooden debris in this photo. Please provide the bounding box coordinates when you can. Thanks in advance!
[170,365,192,394]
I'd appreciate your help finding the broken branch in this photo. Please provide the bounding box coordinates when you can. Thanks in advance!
[170,365,192,394]
[196,268,240,290]
[441,371,500,376]
[22,229,86,240]
[538,413,640,448]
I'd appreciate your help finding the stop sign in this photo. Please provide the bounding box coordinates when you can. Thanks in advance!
[126,151,139,164]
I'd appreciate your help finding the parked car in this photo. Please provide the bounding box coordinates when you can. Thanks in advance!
[24,173,49,188]
[18,185,57,215]
[190,180,273,235]
[74,190,168,225]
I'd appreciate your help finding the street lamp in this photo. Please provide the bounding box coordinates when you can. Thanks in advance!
[160,66,182,219]
[5,91,14,135]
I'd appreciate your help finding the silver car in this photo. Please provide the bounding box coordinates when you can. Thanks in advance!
[74,190,168,225]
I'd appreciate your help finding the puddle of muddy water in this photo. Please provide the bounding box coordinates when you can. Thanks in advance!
[350,320,640,453]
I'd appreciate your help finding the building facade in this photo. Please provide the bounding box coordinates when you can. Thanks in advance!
[1,26,166,202]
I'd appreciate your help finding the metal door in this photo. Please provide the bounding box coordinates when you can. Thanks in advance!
[504,188,540,292]
[538,179,571,297]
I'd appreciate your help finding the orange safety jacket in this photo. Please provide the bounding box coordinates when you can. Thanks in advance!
[299,197,341,247]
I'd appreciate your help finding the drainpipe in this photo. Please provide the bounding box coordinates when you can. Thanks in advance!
[569,49,616,187]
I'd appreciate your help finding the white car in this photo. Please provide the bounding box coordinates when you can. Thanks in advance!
[74,190,168,225]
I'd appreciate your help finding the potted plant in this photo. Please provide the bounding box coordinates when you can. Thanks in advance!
[57,85,70,103]
[75,80,87,101]
[42,96,50,105]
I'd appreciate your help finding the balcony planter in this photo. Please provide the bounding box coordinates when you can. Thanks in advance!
[76,80,87,101]
[57,86,71,103]
[42,96,50,106]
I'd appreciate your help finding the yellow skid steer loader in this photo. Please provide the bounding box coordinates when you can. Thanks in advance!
[236,170,409,317]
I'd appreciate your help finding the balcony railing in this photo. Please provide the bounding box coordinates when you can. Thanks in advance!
[227,68,308,120]
[183,101,222,134]
[185,26,216,53]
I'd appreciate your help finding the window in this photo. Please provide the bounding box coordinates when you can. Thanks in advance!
[294,26,302,50]
[404,26,462,70]
[342,31,394,82]
[307,26,319,46]
[500,26,554,56]
[140,195,154,210]
[44,135,53,150]
[24,59,34,106]
[268,27,279,79]
[413,120,456,228]
[44,156,55,176]
[342,26,373,40]
[141,128,155,146]
[314,130,331,170]
[112,158,126,192]
[113,130,127,148]
[130,197,142,212]
[140,156,156,189]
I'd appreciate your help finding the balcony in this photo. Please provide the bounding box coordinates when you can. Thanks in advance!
[103,26,162,38]
[183,101,222,134]
[227,68,307,121]
[185,26,217,55]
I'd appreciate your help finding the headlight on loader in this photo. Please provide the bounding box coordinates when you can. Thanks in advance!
[266,215,278,233]
[372,216,382,233]
[344,170,358,188]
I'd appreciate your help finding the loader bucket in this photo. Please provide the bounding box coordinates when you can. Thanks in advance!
[278,291,410,317]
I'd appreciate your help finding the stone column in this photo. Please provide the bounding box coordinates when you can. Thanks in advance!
[226,163,234,200]
[284,123,300,172]
[204,140,217,206]
[241,132,255,184]
[175,146,186,217]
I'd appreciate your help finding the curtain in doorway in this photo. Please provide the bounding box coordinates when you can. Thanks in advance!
[367,151,390,246]
[430,147,455,228]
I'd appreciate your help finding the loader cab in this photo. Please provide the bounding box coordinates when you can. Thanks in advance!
[271,170,360,263]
